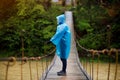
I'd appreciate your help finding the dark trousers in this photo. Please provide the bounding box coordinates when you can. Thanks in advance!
[60,58,67,72]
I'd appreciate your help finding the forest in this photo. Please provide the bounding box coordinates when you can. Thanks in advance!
[0,0,120,57]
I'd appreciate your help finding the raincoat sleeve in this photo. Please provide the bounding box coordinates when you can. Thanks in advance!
[50,25,66,46]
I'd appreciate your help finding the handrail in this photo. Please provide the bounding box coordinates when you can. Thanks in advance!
[0,48,55,80]
[40,54,57,80]
[76,40,120,80]
[76,40,89,52]
[0,48,55,61]
[40,48,57,80]
[77,40,120,53]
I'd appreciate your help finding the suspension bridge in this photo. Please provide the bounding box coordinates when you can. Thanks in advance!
[0,11,120,80]
[41,11,120,80]
[41,11,90,80]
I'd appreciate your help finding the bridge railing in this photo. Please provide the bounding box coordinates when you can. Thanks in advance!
[0,49,55,80]
[77,41,120,80]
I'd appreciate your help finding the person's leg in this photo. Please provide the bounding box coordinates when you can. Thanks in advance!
[61,58,67,72]
[57,58,67,76]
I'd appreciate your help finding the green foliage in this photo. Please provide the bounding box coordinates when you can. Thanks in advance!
[0,1,65,57]
[77,20,93,33]
[74,0,120,50]
[111,23,120,48]
[79,33,106,49]
[17,0,44,17]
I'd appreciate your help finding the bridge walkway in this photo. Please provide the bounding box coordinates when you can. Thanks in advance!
[42,11,90,80]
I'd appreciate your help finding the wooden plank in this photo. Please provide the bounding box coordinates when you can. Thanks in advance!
[44,51,88,80]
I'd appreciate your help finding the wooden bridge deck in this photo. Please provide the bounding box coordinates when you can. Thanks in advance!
[41,11,90,80]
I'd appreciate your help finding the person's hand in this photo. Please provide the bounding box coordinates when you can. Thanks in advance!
[46,41,51,44]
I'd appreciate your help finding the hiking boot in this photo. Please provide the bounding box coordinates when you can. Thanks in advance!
[57,70,66,76]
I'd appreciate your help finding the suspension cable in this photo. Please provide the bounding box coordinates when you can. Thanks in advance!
[76,39,120,80]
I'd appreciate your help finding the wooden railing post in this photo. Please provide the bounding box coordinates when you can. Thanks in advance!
[114,49,118,80]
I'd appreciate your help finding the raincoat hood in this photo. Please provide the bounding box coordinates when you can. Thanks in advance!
[56,14,65,24]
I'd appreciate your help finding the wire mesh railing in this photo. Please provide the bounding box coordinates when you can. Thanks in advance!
[77,41,120,80]
[0,49,55,80]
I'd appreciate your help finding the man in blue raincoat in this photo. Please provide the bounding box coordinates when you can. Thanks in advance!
[50,14,71,76]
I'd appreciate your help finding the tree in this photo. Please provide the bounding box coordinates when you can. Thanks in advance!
[0,0,18,21]
[100,0,120,17]
[74,0,120,49]
[35,0,52,10]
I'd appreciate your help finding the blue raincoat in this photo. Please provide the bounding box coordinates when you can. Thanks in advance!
[50,14,71,59]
